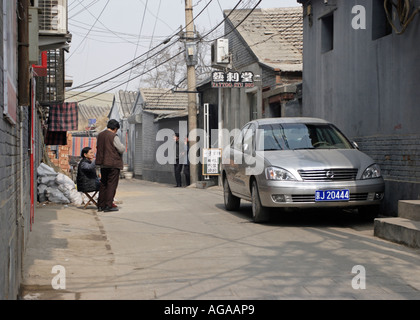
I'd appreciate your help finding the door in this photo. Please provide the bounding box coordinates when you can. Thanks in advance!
[238,123,256,197]
[227,124,249,196]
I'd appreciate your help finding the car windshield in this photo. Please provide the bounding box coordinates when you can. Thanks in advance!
[257,123,354,151]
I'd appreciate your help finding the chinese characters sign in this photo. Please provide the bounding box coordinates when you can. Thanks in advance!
[211,71,254,88]
[202,148,222,176]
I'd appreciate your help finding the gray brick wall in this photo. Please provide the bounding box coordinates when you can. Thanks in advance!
[0,106,19,300]
[225,20,258,70]
[354,134,420,215]
[355,134,420,183]
[0,0,37,296]
[0,94,38,300]
[299,0,420,215]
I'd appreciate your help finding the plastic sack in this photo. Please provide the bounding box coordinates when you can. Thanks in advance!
[37,163,58,177]
[46,187,70,204]
[56,173,76,189]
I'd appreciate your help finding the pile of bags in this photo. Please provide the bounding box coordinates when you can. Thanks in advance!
[37,163,84,205]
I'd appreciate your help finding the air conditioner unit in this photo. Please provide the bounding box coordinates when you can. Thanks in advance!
[38,0,67,35]
[211,39,230,66]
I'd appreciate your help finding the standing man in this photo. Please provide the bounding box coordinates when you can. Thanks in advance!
[173,133,182,187]
[181,136,190,186]
[96,119,125,212]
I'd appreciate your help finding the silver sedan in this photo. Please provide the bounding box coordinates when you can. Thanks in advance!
[222,117,385,223]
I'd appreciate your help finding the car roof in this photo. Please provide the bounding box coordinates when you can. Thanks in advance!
[252,117,330,126]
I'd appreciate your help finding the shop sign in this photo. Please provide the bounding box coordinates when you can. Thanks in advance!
[211,71,254,88]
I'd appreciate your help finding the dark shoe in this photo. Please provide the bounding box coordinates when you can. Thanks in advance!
[97,207,104,212]
[104,206,119,212]
[174,185,181,187]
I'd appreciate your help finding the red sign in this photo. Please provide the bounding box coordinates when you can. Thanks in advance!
[33,51,48,77]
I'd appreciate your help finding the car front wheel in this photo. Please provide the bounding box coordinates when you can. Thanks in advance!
[251,180,270,223]
[223,177,240,211]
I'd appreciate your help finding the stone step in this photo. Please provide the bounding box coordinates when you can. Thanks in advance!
[398,200,420,221]
[374,217,420,248]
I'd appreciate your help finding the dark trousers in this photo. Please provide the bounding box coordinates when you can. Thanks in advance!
[98,168,120,208]
[174,162,183,186]
[184,165,190,186]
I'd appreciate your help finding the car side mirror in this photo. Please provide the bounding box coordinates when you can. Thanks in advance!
[352,141,360,150]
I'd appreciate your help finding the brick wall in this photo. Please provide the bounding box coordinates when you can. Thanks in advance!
[355,134,420,183]
[0,93,33,299]
[355,134,420,215]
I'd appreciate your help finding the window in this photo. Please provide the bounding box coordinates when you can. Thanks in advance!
[248,92,258,120]
[372,0,392,40]
[321,13,334,53]
[243,124,255,155]
[233,124,249,151]
[256,123,353,151]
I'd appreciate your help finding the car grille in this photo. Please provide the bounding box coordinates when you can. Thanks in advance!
[291,193,368,203]
[298,169,358,181]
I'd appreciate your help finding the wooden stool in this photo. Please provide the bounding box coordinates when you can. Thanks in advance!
[83,191,98,209]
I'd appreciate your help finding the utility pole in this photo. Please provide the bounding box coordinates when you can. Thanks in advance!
[184,0,198,185]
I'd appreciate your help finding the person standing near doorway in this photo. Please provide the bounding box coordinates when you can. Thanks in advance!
[173,133,183,187]
[181,136,190,186]
[96,119,125,212]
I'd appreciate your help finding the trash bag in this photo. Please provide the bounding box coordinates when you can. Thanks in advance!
[37,163,58,177]
[45,187,70,204]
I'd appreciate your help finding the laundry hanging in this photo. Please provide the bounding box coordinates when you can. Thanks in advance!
[45,102,78,145]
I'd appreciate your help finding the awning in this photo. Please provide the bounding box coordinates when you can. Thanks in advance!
[39,33,72,52]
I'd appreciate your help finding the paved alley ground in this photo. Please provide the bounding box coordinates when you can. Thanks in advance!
[20,178,420,301]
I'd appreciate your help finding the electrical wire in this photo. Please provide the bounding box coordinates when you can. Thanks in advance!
[137,0,162,85]
[125,0,149,91]
[75,49,186,103]
[67,0,220,96]
[68,0,265,100]
[384,0,420,35]
[66,0,111,61]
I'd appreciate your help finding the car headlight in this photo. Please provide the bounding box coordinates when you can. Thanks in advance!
[265,167,296,181]
[362,164,382,179]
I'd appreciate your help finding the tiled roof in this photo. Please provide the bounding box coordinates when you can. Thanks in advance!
[225,7,303,72]
[65,91,114,107]
[78,104,110,122]
[65,91,113,131]
[117,90,138,118]
[140,88,189,117]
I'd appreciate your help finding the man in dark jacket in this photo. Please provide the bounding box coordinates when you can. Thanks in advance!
[96,119,125,212]
[77,147,100,193]
[173,133,182,187]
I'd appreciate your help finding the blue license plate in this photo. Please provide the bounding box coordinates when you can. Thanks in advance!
[315,189,350,202]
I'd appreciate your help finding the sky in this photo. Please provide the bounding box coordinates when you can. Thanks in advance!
[66,0,301,97]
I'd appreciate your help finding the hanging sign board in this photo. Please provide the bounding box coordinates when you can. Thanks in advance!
[211,71,254,88]
[202,148,222,176]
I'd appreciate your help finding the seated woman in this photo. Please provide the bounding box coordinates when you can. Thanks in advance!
[76,147,100,193]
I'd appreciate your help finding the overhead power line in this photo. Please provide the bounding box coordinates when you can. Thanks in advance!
[66,0,110,61]
[67,0,220,96]
[75,49,186,103]
[67,0,267,99]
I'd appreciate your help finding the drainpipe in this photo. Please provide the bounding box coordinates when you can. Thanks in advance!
[19,108,24,230]
[218,87,224,186]
[30,79,36,230]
